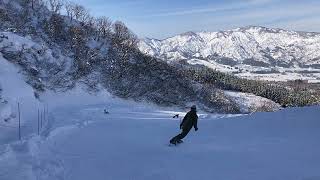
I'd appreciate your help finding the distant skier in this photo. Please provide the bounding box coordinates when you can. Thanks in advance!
[170,105,198,145]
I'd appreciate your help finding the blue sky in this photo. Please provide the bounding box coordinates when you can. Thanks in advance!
[70,0,320,39]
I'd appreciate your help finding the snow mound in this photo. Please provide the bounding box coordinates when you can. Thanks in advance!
[224,91,281,113]
[0,53,38,129]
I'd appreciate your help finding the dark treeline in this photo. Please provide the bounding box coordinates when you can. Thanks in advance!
[179,67,319,107]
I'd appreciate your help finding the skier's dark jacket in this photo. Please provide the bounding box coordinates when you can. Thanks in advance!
[180,110,198,130]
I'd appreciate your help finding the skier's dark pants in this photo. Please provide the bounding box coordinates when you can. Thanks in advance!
[170,126,192,143]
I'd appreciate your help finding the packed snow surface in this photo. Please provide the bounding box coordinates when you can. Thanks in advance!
[0,89,319,180]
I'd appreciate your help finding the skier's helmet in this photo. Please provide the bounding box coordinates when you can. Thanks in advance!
[191,105,197,111]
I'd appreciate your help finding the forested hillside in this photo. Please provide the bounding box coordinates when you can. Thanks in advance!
[0,0,318,113]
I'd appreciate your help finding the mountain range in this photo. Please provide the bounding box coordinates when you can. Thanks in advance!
[139,26,320,82]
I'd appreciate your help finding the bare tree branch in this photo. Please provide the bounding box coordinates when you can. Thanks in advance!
[65,1,75,21]
[72,4,86,21]
[95,16,112,38]
[47,0,64,14]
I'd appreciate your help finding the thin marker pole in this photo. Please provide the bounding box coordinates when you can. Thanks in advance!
[18,102,21,141]
[47,104,49,124]
[46,104,49,126]
[40,109,43,129]
[44,105,46,123]
[43,106,45,124]
[38,109,40,135]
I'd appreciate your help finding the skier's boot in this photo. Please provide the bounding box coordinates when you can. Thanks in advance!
[170,138,177,145]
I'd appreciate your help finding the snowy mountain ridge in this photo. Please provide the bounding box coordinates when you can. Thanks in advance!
[139,26,320,82]
[140,26,320,66]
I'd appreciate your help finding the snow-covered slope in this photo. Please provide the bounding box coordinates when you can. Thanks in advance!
[0,90,319,180]
[139,26,320,82]
[0,52,39,124]
[0,51,44,145]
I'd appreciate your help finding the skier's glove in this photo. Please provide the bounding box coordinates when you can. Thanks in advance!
[195,127,198,131]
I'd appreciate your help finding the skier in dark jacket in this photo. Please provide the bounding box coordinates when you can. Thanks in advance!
[170,105,198,145]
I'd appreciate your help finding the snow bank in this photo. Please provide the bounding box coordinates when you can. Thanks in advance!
[0,54,39,127]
